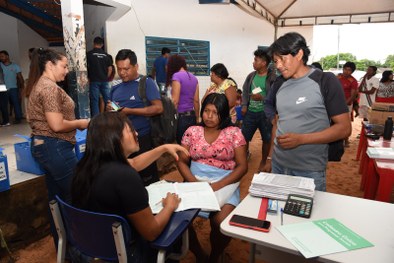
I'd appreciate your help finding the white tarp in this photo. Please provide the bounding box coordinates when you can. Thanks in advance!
[235,0,394,26]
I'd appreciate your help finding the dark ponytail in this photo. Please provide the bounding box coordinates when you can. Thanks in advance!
[25,48,65,97]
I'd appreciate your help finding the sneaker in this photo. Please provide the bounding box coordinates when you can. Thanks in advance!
[0,122,11,127]
[13,119,21,124]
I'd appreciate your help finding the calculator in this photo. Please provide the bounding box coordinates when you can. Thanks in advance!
[283,194,313,218]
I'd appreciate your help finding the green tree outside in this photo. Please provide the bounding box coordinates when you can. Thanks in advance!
[318,53,394,71]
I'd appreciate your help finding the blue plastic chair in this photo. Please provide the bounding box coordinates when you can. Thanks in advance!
[50,195,200,263]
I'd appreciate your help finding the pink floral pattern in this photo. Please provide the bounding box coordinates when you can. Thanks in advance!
[182,126,246,170]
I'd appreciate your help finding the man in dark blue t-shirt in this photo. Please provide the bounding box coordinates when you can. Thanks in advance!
[109,49,163,185]
[151,47,170,91]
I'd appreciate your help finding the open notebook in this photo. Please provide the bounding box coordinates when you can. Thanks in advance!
[146,181,221,214]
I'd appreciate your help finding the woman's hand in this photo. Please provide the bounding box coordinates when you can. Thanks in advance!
[162,192,181,211]
[162,144,190,161]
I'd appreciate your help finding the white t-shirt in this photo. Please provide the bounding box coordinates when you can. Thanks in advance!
[359,76,379,106]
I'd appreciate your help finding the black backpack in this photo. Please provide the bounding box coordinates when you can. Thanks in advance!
[138,76,178,147]
[271,70,345,162]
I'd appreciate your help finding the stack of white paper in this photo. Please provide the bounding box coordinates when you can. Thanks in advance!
[249,172,315,200]
[366,147,394,160]
[146,181,221,214]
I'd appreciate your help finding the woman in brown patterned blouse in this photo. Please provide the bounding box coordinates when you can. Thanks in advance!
[25,48,89,245]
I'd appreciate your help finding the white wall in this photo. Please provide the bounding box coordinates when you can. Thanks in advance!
[277,26,315,63]
[105,0,277,92]
[0,14,20,66]
[0,13,48,78]
[84,4,115,51]
[17,20,48,77]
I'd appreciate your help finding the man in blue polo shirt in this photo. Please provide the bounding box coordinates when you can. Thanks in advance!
[151,47,170,93]
[109,49,163,185]
[0,50,24,125]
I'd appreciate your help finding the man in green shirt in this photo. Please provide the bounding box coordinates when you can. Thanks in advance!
[241,49,276,172]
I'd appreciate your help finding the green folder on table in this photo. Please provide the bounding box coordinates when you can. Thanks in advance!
[277,218,373,258]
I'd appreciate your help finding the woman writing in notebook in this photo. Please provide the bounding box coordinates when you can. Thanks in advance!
[72,111,188,262]
[177,93,247,262]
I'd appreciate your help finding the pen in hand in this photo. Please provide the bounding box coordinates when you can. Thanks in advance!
[154,199,163,206]
[280,208,284,226]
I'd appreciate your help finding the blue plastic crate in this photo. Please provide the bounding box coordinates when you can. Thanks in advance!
[14,135,45,175]
[75,129,87,160]
[0,148,10,192]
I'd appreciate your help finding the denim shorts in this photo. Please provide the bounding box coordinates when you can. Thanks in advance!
[241,110,272,142]
[271,159,326,191]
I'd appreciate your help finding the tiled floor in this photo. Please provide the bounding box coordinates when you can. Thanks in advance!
[0,120,42,185]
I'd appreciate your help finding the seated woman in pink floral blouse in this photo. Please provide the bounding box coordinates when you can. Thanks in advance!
[177,93,247,262]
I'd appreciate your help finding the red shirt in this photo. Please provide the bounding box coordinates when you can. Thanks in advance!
[337,74,358,100]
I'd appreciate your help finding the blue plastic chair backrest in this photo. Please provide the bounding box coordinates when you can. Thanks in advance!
[55,195,132,261]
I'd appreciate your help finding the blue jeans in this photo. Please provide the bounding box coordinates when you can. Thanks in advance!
[176,113,196,144]
[89,82,110,117]
[241,110,272,142]
[31,135,78,247]
[7,88,22,120]
[271,159,326,191]
[0,91,9,124]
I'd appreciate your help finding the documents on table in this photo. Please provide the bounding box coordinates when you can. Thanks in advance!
[249,172,315,200]
[146,181,221,214]
[366,147,394,160]
[277,218,373,258]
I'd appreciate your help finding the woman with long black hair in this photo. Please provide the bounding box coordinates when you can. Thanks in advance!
[72,111,187,262]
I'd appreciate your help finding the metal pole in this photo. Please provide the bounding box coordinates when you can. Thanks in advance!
[336,26,340,70]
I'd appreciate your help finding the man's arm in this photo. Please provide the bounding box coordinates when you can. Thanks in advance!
[121,99,163,116]
[17,72,24,90]
[150,66,156,80]
[107,65,113,79]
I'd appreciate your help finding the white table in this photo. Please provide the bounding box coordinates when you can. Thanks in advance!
[221,192,394,263]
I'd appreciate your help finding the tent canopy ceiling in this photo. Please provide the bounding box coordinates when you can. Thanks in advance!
[234,0,394,26]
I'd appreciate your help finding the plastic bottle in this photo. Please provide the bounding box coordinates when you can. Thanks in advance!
[383,116,393,141]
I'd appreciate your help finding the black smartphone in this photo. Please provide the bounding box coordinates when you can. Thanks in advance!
[229,214,271,232]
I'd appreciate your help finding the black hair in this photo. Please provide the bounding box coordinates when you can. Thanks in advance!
[254,49,271,65]
[268,32,310,65]
[368,66,377,74]
[0,50,9,56]
[115,49,137,65]
[93,36,104,45]
[210,63,229,80]
[343,62,356,73]
[161,47,171,55]
[25,48,66,97]
[311,62,323,71]
[72,112,134,207]
[381,70,393,83]
[200,93,232,130]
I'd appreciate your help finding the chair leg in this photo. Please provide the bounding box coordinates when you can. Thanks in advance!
[49,200,67,263]
[168,229,189,260]
[112,222,128,263]
[157,230,190,262]
[157,250,166,263]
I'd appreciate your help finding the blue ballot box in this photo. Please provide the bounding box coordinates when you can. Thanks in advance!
[75,129,87,160]
[14,135,45,175]
[0,148,10,192]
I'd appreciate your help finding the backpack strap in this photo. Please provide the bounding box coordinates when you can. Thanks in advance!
[138,75,148,106]
[313,69,333,121]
